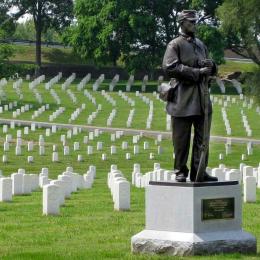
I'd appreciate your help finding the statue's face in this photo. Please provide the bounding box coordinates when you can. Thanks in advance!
[181,19,196,34]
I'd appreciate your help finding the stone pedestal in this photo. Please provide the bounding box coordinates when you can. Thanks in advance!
[131,181,257,256]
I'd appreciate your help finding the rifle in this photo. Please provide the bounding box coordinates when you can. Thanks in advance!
[195,74,210,182]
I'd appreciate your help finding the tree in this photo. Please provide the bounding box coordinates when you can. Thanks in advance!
[217,0,260,65]
[13,19,62,44]
[192,0,223,25]
[12,20,35,41]
[68,0,192,73]
[5,0,74,68]
[0,2,16,40]
[196,24,225,65]
[67,0,224,75]
[65,0,131,67]
[0,3,15,73]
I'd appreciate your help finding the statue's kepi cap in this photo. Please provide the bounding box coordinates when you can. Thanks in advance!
[178,10,198,22]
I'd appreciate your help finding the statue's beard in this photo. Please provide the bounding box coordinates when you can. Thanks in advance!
[185,31,195,38]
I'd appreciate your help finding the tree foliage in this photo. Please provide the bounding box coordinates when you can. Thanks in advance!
[217,0,260,65]
[196,24,225,65]
[68,0,224,74]
[13,19,62,44]
[0,2,16,39]
[5,0,74,68]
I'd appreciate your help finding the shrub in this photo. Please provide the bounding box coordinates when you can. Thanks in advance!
[0,63,38,78]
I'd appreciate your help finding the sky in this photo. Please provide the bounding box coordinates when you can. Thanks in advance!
[8,6,32,23]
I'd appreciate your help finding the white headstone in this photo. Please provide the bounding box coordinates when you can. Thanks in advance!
[244,176,256,203]
[11,173,23,195]
[0,178,12,202]
[43,184,60,215]
[102,153,107,160]
[114,180,130,211]
[87,146,93,155]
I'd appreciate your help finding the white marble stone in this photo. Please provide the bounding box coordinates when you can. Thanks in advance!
[11,173,23,195]
[154,163,160,171]
[211,168,225,181]
[134,145,139,155]
[244,176,256,203]
[83,136,88,144]
[146,182,241,233]
[144,142,149,150]
[30,174,39,190]
[22,174,32,194]
[27,141,34,151]
[131,229,256,256]
[39,176,49,188]
[111,145,116,155]
[226,169,240,182]
[74,142,80,151]
[122,141,128,150]
[87,146,93,155]
[114,180,130,211]
[243,166,253,183]
[50,180,65,205]
[39,145,45,155]
[15,145,22,155]
[97,142,103,150]
[3,142,9,151]
[0,178,12,201]
[52,145,57,152]
[58,175,72,198]
[27,156,33,163]
[64,146,70,155]
[2,154,8,163]
[43,184,60,215]
[52,152,59,162]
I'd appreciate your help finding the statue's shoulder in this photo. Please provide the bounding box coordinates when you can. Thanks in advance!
[195,37,206,49]
[168,36,182,47]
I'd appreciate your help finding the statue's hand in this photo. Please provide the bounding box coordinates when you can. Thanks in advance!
[204,59,214,68]
[200,67,212,75]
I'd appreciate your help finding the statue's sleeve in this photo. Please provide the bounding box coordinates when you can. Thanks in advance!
[162,41,201,82]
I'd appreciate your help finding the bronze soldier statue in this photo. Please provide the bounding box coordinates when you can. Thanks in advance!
[162,10,218,182]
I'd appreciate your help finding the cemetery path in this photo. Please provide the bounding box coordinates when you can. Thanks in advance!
[1,118,260,145]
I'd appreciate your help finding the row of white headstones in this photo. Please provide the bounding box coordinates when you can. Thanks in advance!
[1,123,164,163]
[4,74,260,133]
[4,77,160,129]
[131,163,260,203]
[0,165,96,215]
[107,165,130,211]
[215,94,256,137]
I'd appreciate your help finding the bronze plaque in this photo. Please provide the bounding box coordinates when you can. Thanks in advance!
[202,198,235,221]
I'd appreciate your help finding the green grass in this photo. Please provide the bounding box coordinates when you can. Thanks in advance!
[0,77,260,258]
[9,45,89,65]
[0,126,259,259]
[1,79,260,139]
[8,44,258,77]
[218,60,257,77]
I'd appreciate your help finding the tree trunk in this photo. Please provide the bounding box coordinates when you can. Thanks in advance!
[34,1,43,76]
[35,22,42,74]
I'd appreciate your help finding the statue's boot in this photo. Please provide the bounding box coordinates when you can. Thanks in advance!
[175,173,187,182]
[203,172,218,182]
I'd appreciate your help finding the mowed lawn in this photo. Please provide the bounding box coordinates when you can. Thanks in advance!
[0,77,259,259]
[1,78,260,138]
[0,127,259,259]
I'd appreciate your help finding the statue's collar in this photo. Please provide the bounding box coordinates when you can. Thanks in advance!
[180,32,195,42]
